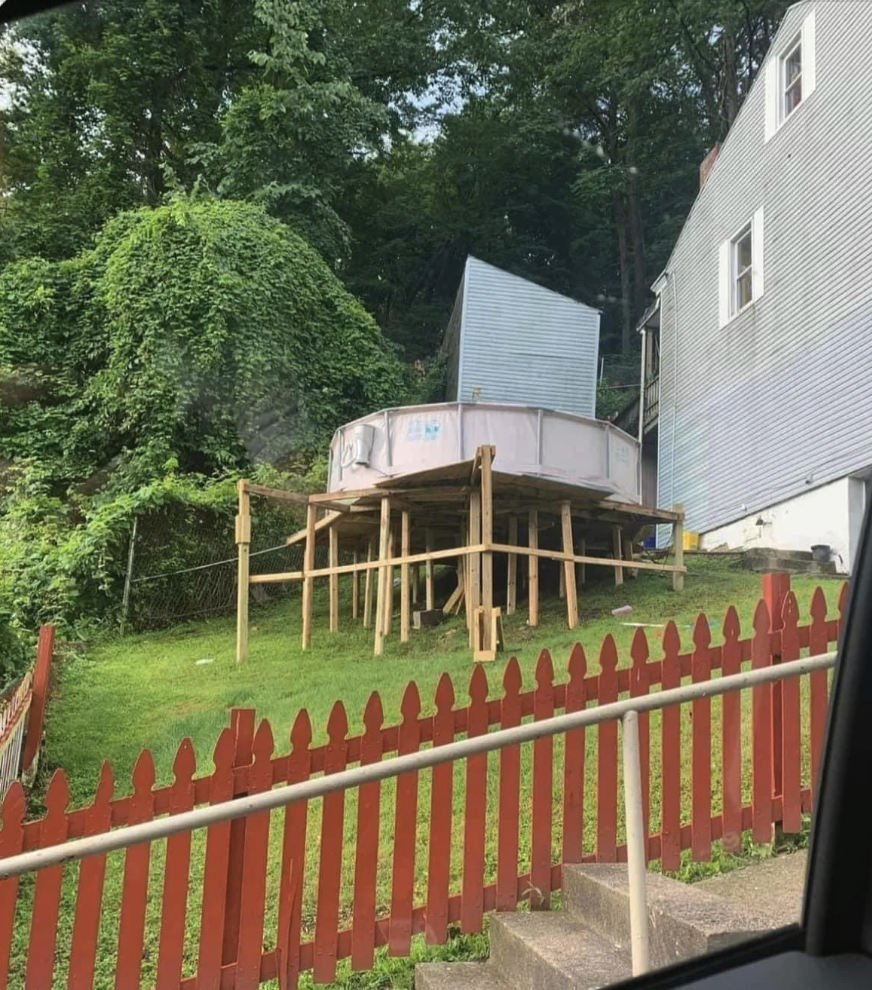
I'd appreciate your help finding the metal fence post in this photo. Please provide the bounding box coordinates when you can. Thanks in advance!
[120,516,138,637]
[622,710,650,976]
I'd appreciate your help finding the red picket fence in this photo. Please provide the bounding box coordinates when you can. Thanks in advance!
[0,580,844,990]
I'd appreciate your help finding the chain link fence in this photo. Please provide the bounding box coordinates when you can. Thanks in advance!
[121,500,329,632]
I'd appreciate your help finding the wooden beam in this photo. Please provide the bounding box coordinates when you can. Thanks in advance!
[673,503,685,591]
[487,543,686,575]
[401,510,411,643]
[286,511,341,547]
[352,551,360,619]
[363,537,375,628]
[412,564,420,606]
[425,529,435,610]
[506,516,518,616]
[385,527,395,636]
[301,502,317,651]
[480,446,494,650]
[469,491,482,648]
[249,571,303,585]
[613,526,624,586]
[374,497,391,656]
[577,538,586,586]
[329,526,339,633]
[245,483,350,513]
[305,543,488,579]
[561,502,579,629]
[528,508,539,628]
[236,480,251,663]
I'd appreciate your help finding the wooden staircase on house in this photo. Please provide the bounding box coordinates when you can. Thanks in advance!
[416,863,786,990]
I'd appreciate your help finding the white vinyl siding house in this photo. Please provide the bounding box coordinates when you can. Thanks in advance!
[655,0,872,571]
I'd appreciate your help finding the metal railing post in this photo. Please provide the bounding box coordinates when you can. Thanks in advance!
[622,710,650,975]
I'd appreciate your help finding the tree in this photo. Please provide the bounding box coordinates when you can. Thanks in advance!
[0,196,409,488]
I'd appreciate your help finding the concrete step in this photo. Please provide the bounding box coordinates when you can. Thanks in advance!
[563,865,774,970]
[416,961,509,990]
[488,911,632,990]
[695,851,806,930]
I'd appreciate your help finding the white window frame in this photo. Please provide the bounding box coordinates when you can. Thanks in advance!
[765,8,816,142]
[781,35,803,122]
[719,208,765,328]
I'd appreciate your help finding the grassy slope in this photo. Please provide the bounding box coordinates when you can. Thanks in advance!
[20,558,841,990]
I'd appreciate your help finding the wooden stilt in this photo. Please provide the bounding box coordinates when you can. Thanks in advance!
[385,527,395,635]
[623,537,637,579]
[301,501,316,651]
[613,525,624,586]
[480,446,494,650]
[401,510,411,643]
[352,551,360,619]
[363,537,374,629]
[559,560,566,599]
[469,492,482,648]
[577,538,586,586]
[329,525,339,633]
[412,564,420,606]
[425,529,435,610]
[235,481,251,663]
[561,502,578,629]
[528,508,539,627]
[374,498,391,656]
[672,504,685,591]
[507,516,518,616]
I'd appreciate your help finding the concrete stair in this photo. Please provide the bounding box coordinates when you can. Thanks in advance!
[738,547,838,576]
[415,864,776,990]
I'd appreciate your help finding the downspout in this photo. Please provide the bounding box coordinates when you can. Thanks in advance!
[637,324,647,504]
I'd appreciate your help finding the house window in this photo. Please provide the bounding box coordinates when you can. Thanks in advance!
[765,9,816,142]
[782,37,802,120]
[733,225,753,313]
[719,208,764,328]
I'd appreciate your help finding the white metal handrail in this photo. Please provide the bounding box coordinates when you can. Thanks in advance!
[0,650,838,974]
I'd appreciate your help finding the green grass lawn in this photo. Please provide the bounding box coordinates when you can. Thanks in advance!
[14,556,841,990]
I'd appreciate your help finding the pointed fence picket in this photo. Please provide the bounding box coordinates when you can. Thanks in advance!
[0,578,845,990]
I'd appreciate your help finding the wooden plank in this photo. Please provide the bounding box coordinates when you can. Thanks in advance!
[426,675,455,944]
[0,784,25,990]
[285,511,340,547]
[155,742,195,990]
[304,542,488,579]
[691,617,712,862]
[672,503,685,591]
[497,660,522,911]
[351,695,382,970]
[562,648,587,865]
[389,685,421,954]
[596,641,619,863]
[561,503,578,629]
[623,536,637,578]
[531,653,555,909]
[246,483,350,513]
[301,503,317,651]
[461,668,489,932]
[425,529,435,610]
[487,543,686,574]
[222,709,254,967]
[249,571,303,586]
[751,600,773,844]
[780,592,803,834]
[480,446,494,652]
[721,607,742,854]
[612,526,624,586]
[236,480,251,663]
[506,517,518,616]
[374,498,391,657]
[577,538,586,586]
[385,528,395,636]
[660,623,682,871]
[363,538,374,629]
[468,492,482,649]
[329,526,339,634]
[443,575,464,616]
[808,588,829,809]
[629,633,651,847]
[25,771,69,990]
[400,511,411,644]
[313,704,348,983]
[351,551,360,620]
[528,510,539,627]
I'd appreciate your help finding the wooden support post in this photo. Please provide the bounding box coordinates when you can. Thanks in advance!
[577,538,586,586]
[561,502,579,629]
[301,501,316,651]
[385,527,395,636]
[623,536,637,579]
[613,525,624,586]
[480,446,494,650]
[507,516,518,616]
[329,525,339,633]
[672,504,685,591]
[425,529,435,610]
[235,481,251,663]
[528,508,539,627]
[469,492,482,647]
[412,564,420,606]
[374,498,391,656]
[401,510,411,643]
[363,537,375,629]
[559,560,566,599]
[352,551,360,620]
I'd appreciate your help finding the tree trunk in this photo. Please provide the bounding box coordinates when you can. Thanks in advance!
[614,190,634,356]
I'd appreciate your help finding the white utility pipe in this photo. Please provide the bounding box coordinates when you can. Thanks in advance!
[0,652,837,880]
